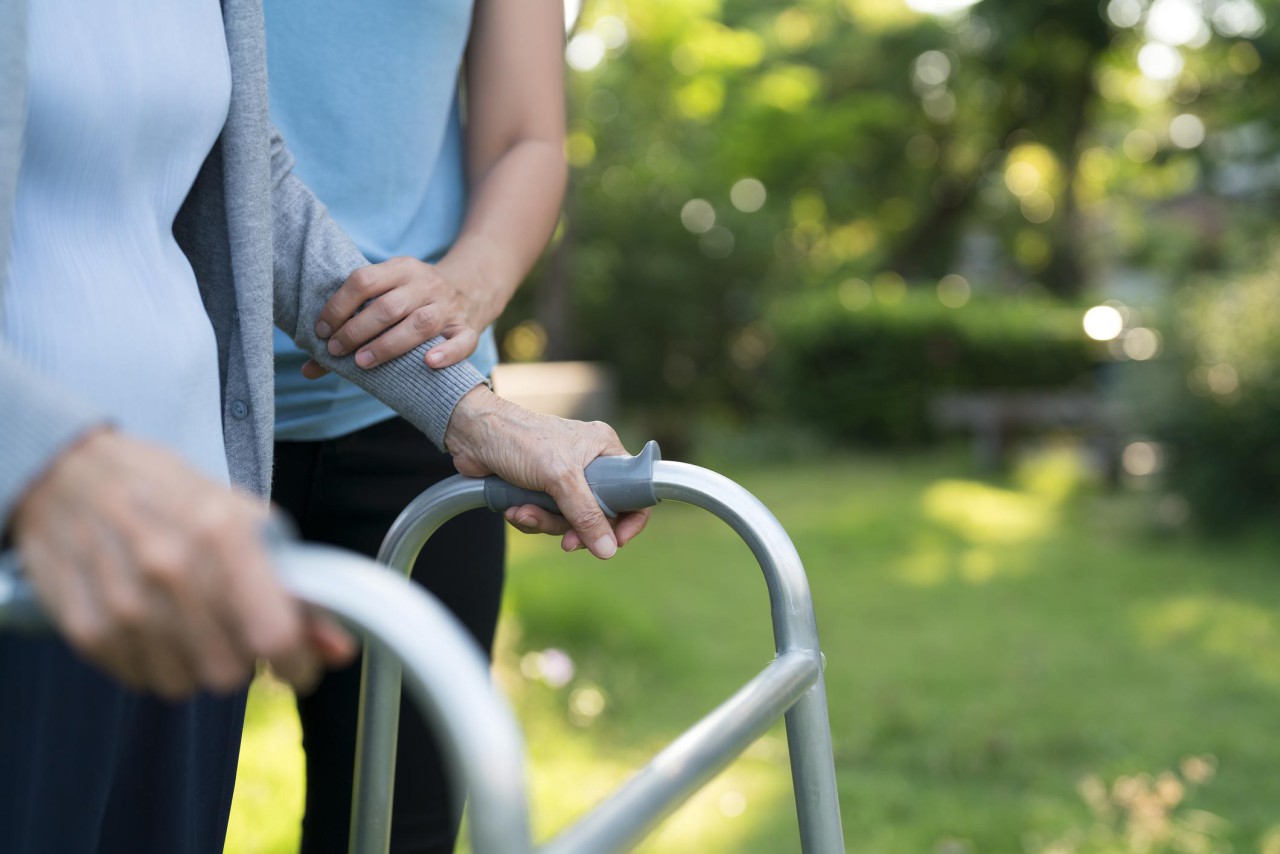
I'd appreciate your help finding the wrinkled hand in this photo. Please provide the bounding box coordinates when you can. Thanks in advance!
[444,388,650,558]
[304,257,484,379]
[10,429,355,699]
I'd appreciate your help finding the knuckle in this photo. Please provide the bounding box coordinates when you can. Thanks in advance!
[576,507,608,531]
[409,306,437,336]
[375,292,406,324]
[250,618,302,661]
[104,590,148,632]
[65,615,111,653]
[136,541,190,590]
[189,501,236,543]
[349,269,376,297]
[545,460,577,488]
[204,656,253,694]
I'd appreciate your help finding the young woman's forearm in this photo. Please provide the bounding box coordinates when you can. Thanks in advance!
[439,0,567,330]
[436,136,566,329]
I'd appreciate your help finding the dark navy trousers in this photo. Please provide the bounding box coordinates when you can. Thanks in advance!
[0,635,246,853]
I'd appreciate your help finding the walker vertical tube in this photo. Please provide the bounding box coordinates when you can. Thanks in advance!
[650,462,845,853]
[350,478,490,854]
[351,445,662,854]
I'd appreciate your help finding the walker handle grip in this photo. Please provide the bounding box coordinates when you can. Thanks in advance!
[483,440,662,519]
[0,554,47,633]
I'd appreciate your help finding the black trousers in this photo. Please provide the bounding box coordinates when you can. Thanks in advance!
[273,416,506,854]
[0,637,245,853]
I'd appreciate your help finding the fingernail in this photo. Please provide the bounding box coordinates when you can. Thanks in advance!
[428,351,444,366]
[315,321,331,338]
[593,536,617,559]
[355,350,374,368]
[328,339,345,356]
[562,539,577,552]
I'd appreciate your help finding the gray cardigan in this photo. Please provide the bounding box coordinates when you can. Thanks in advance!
[0,0,488,526]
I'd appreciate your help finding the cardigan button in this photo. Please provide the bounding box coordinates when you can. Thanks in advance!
[231,399,250,420]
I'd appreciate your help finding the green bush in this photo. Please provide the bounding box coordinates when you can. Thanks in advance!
[771,288,1096,445]
[1127,270,1280,531]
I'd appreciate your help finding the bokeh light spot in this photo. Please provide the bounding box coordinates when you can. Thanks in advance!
[504,321,548,362]
[568,685,606,726]
[1169,113,1205,149]
[564,131,595,167]
[1123,129,1159,163]
[1122,327,1162,360]
[937,274,971,308]
[719,791,748,818]
[681,199,716,233]
[730,178,767,212]
[566,32,606,72]
[1137,42,1184,80]
[1122,442,1161,477]
[1083,305,1124,341]
[839,278,872,311]
[700,225,735,259]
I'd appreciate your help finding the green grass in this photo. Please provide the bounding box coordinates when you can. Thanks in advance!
[227,449,1280,853]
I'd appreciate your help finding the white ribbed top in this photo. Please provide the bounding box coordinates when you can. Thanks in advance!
[2,0,233,483]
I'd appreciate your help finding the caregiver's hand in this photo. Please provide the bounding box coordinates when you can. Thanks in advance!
[443,387,651,558]
[304,256,486,379]
[9,429,355,699]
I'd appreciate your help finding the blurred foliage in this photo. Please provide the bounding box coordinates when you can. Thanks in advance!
[1125,267,1280,530]
[773,289,1093,444]
[499,0,1280,438]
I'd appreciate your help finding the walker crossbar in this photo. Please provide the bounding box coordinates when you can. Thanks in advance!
[352,444,844,854]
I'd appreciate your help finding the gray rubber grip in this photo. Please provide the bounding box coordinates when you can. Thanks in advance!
[483,440,661,519]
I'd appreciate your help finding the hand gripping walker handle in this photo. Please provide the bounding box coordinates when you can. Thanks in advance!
[482,440,662,518]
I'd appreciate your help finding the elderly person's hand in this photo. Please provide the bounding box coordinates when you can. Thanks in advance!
[10,429,355,699]
[443,387,651,557]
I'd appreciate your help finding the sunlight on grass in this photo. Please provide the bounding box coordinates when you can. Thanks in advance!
[899,446,1091,587]
[1132,596,1280,686]
[220,452,1280,852]
[922,479,1055,546]
[224,674,304,854]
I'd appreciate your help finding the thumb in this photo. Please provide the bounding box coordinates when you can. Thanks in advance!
[548,473,616,559]
[425,327,480,368]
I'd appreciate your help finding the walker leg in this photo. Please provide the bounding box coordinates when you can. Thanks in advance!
[785,671,845,853]
[349,642,403,854]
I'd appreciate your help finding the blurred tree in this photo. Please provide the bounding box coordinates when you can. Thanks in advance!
[500,0,1276,440]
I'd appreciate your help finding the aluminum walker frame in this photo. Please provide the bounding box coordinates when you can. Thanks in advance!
[0,443,844,854]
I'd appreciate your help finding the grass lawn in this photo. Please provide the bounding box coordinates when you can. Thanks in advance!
[226,449,1280,853]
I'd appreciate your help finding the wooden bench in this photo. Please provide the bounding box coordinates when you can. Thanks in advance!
[930,390,1121,473]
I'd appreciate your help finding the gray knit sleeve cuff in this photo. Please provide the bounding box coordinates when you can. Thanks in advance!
[305,336,487,448]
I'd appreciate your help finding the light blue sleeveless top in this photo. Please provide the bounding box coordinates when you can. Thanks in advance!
[264,0,494,442]
[3,0,232,484]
